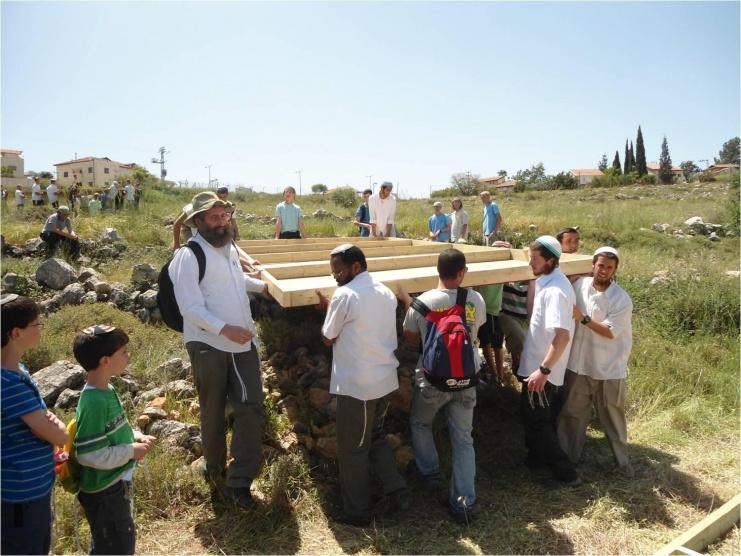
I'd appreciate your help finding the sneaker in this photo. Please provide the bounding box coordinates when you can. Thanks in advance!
[223,485,256,510]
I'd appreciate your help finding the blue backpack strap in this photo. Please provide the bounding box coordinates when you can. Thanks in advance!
[411,297,430,317]
[184,241,206,283]
[455,287,468,309]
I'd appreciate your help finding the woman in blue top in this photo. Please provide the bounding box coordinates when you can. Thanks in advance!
[428,201,452,242]
[1,295,68,555]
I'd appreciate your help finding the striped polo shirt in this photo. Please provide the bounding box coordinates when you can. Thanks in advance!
[1,367,55,502]
[501,281,529,319]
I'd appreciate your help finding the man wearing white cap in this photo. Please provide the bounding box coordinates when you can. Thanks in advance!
[517,235,579,486]
[558,247,634,477]
[428,201,451,242]
[368,181,396,238]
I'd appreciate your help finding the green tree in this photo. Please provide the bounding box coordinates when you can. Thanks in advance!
[514,163,548,190]
[331,187,358,208]
[635,125,647,176]
[612,151,622,174]
[715,137,740,165]
[129,164,158,188]
[311,183,328,194]
[679,161,701,182]
[450,172,480,196]
[548,171,578,190]
[497,169,508,178]
[623,140,631,175]
[658,136,674,184]
[598,154,608,171]
[629,141,636,174]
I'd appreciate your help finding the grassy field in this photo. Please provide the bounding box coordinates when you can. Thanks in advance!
[1,179,739,554]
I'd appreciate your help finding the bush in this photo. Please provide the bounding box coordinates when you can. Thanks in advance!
[331,187,358,208]
[548,172,579,190]
[699,171,717,183]
[430,187,460,197]
[640,174,657,185]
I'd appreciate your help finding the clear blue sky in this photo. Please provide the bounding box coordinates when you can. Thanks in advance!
[2,1,739,197]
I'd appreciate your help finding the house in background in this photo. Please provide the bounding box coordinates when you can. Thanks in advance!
[479,175,507,189]
[707,163,740,175]
[54,156,135,189]
[494,180,516,194]
[646,163,685,182]
[570,168,603,185]
[1,148,27,188]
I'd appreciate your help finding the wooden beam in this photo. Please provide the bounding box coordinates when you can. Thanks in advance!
[263,249,514,279]
[237,236,392,248]
[655,494,741,556]
[250,242,457,263]
[241,239,412,254]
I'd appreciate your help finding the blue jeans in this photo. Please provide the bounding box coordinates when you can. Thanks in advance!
[1,491,52,555]
[410,378,476,513]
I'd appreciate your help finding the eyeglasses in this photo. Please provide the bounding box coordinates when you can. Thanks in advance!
[29,322,44,328]
[82,324,116,336]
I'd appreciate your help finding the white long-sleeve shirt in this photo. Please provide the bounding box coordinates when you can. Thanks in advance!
[169,234,265,353]
[368,193,396,237]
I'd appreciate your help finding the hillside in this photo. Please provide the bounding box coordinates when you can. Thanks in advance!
[1,180,739,555]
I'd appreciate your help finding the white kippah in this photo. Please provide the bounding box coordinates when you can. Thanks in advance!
[534,235,562,258]
[594,246,620,260]
[330,243,355,255]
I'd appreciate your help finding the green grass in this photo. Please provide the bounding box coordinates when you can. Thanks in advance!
[2,180,739,554]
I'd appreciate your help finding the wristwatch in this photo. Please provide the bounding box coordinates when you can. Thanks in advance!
[539,365,552,375]
[581,315,592,325]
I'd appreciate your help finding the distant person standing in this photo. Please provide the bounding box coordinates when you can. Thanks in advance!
[31,178,43,206]
[69,175,81,211]
[125,180,136,209]
[352,189,373,237]
[108,181,119,210]
[88,193,102,216]
[274,186,305,239]
[480,191,502,246]
[134,184,142,210]
[450,198,469,243]
[558,247,634,478]
[368,181,396,238]
[14,185,25,209]
[39,206,80,259]
[46,179,59,209]
[428,201,452,242]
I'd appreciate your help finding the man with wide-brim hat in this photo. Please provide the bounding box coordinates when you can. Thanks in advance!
[169,191,268,510]
[39,205,80,260]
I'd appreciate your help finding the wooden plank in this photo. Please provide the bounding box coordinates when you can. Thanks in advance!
[250,242,457,264]
[272,256,593,307]
[263,248,514,279]
[241,238,412,254]
[237,236,388,248]
[655,494,741,556]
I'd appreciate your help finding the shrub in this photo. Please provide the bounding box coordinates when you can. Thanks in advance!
[640,174,657,185]
[331,187,358,208]
[699,171,717,183]
[430,186,460,197]
[548,172,579,190]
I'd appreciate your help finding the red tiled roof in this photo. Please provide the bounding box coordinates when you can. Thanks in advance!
[570,169,603,177]
[646,163,682,172]
[479,175,506,184]
[1,149,23,155]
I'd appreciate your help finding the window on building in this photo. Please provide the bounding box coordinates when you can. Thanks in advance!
[7,165,17,172]
[64,171,69,177]
[88,182,93,186]
[88,167,93,173]
[104,168,110,174]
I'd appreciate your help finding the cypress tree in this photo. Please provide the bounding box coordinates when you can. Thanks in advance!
[636,125,647,176]
[629,141,636,174]
[612,151,622,174]
[623,139,630,175]
[658,135,673,184]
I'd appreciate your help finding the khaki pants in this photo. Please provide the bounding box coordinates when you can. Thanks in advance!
[558,370,629,467]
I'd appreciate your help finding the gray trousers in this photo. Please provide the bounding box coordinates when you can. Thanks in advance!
[336,394,406,518]
[186,341,264,488]
[558,370,629,468]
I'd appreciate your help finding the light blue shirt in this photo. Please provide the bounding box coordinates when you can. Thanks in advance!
[428,213,452,242]
[275,202,302,232]
[483,202,500,235]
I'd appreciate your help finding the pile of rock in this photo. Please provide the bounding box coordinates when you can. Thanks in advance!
[646,216,733,241]
[311,209,350,222]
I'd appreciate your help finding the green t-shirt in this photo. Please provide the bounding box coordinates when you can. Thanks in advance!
[74,385,135,493]
[475,284,503,316]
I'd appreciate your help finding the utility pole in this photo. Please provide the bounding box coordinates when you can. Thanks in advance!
[151,146,168,185]
[294,170,302,195]
[205,164,213,188]
[365,174,373,192]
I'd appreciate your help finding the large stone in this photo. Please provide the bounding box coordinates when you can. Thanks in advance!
[131,264,159,285]
[33,361,86,406]
[36,258,77,290]
[314,436,337,460]
[148,419,193,448]
[136,415,152,431]
[54,388,81,410]
[166,379,196,400]
[1,272,22,293]
[156,358,189,381]
[101,228,122,242]
[77,267,99,282]
[59,283,86,306]
[308,387,331,410]
[80,291,98,304]
[24,238,44,254]
[138,289,159,309]
[97,246,117,258]
[142,407,168,420]
[708,232,721,242]
[109,288,131,308]
[684,216,704,227]
[134,387,166,406]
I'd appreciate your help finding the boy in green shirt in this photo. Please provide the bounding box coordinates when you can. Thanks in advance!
[475,284,505,385]
[72,325,155,555]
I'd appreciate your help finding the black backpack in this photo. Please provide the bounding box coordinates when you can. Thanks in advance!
[157,242,206,332]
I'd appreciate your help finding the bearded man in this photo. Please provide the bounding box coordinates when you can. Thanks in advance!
[169,192,267,509]
[558,247,634,477]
